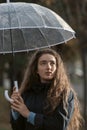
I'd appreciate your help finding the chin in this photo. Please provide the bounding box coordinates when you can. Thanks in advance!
[44,77,53,81]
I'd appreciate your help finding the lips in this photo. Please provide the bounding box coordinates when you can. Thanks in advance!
[45,72,52,75]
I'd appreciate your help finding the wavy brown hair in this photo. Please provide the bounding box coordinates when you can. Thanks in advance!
[19,48,83,130]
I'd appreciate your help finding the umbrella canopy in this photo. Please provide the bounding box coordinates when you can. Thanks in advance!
[0,2,75,54]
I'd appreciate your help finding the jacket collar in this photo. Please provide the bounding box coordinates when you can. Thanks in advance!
[31,82,51,93]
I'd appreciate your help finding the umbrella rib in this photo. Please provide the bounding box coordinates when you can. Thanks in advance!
[21,4,48,50]
[12,3,22,28]
[7,3,14,54]
[30,4,64,30]
[32,5,53,28]
[22,4,44,28]
[12,4,29,51]
[31,4,46,27]
[19,28,29,52]
[30,4,75,33]
[37,28,51,48]
[22,4,51,49]
[9,4,50,52]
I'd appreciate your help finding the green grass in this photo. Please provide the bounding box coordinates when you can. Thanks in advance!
[0,87,11,130]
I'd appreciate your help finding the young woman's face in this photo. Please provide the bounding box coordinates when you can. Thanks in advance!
[37,54,57,83]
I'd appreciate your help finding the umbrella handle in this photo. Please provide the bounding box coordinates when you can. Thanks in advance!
[7,0,10,3]
[4,90,14,102]
[14,80,18,92]
[4,80,18,102]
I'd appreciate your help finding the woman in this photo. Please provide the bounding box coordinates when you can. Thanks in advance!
[10,48,82,130]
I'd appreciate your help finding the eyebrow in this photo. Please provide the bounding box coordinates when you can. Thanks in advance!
[39,60,56,63]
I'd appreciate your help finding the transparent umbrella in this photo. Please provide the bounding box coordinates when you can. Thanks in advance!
[0,0,75,102]
[0,1,75,54]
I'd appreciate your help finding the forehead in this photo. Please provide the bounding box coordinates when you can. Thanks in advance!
[38,54,56,62]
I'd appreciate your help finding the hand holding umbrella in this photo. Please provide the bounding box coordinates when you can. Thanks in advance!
[11,95,30,118]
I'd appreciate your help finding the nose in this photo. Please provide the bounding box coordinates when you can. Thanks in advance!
[47,63,51,69]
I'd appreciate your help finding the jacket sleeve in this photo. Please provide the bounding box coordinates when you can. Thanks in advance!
[33,91,74,130]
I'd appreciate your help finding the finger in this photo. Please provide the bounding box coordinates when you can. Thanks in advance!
[13,86,19,92]
[11,93,19,100]
[14,99,22,104]
[13,86,16,91]
[11,91,20,99]
[11,105,19,111]
[11,100,21,108]
[17,95,24,103]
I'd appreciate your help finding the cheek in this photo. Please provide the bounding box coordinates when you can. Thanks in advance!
[53,67,57,75]
[37,66,43,74]
[37,65,46,78]
[53,65,57,71]
[37,69,44,78]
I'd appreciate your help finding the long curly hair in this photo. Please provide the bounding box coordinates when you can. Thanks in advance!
[19,48,83,130]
